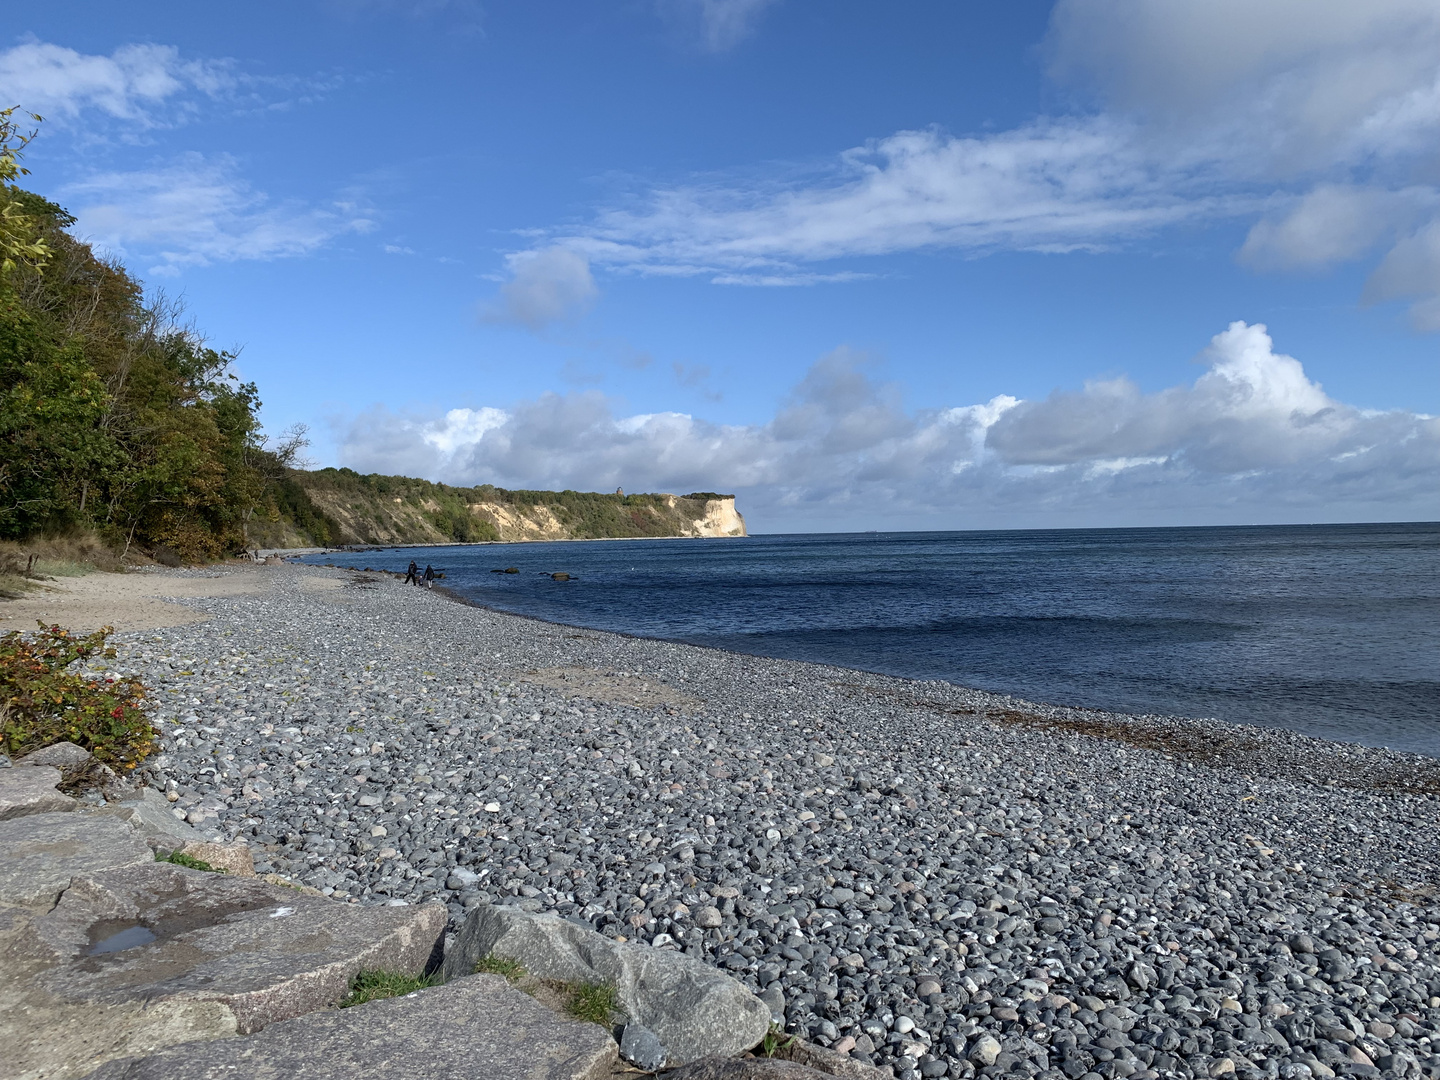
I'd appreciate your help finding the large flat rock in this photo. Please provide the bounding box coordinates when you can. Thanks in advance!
[0,764,78,819]
[1,862,446,1080]
[0,811,152,909]
[443,903,771,1066]
[85,974,618,1080]
[94,787,204,846]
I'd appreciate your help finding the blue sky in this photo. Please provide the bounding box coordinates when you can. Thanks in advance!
[4,1,1439,530]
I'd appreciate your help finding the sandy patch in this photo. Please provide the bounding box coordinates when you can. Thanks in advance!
[0,565,276,634]
[521,665,702,712]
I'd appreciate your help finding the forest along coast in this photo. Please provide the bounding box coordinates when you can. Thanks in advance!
[105,563,1440,1080]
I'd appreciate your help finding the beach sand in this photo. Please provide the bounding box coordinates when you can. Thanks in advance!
[0,563,340,634]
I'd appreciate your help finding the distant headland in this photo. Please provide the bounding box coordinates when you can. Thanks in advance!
[254,468,747,549]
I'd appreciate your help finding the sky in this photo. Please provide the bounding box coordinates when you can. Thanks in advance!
[3,0,1438,531]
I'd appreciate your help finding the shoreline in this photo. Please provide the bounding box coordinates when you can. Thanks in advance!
[22,563,1440,1080]
[259,532,753,559]
[328,554,1440,773]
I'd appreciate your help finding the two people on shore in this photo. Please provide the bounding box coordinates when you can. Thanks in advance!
[403,560,437,588]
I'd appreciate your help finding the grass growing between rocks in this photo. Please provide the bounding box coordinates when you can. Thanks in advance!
[474,953,526,981]
[474,954,618,1027]
[155,850,225,873]
[340,970,439,1008]
[758,1024,796,1057]
[564,982,617,1026]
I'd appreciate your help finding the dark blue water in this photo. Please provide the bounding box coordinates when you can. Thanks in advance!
[301,523,1440,756]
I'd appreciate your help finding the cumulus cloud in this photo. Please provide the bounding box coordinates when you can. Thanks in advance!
[0,39,233,127]
[492,2,1440,327]
[482,247,598,331]
[335,323,1439,529]
[65,153,374,274]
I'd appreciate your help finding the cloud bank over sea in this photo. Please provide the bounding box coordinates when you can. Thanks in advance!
[337,322,1440,531]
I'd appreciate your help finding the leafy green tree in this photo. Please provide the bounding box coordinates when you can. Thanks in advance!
[0,108,48,273]
[0,113,306,559]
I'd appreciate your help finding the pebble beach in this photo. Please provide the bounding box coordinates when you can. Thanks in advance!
[95,562,1440,1080]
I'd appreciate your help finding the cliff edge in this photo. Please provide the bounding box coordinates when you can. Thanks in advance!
[250,470,747,548]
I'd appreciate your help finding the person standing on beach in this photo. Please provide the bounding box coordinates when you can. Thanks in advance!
[405,560,418,585]
[423,564,435,589]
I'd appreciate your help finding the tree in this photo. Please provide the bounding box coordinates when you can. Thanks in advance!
[0,108,48,274]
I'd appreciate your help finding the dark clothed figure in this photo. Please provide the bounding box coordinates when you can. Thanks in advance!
[404,560,418,585]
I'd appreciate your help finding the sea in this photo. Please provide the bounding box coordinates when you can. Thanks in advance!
[299,522,1440,757]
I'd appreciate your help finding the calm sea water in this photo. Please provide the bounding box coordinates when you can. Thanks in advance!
[301,523,1440,756]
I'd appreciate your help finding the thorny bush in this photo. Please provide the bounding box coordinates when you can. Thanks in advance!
[0,623,156,770]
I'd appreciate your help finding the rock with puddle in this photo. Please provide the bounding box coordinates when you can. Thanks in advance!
[0,861,446,1080]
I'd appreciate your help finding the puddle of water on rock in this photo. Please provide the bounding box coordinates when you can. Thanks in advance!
[89,924,158,954]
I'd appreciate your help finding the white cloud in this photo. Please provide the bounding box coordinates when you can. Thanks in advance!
[0,39,233,128]
[986,322,1346,473]
[65,153,374,273]
[1363,219,1440,331]
[482,246,598,331]
[1238,185,1438,271]
[1044,0,1440,172]
[567,121,1220,279]
[335,323,1440,529]
[495,2,1440,327]
[659,0,778,52]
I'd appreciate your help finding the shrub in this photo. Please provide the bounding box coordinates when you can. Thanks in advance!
[0,623,156,770]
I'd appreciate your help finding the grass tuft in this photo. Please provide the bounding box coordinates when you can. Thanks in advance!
[474,953,526,982]
[341,969,438,1008]
[566,981,618,1026]
[760,1023,796,1057]
[155,850,225,873]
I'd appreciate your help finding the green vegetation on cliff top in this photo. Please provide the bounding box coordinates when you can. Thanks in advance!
[265,468,735,548]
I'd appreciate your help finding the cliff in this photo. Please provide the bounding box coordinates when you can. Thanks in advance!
[248,469,746,548]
